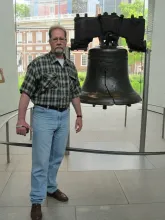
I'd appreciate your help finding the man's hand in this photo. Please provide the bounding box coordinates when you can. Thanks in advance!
[75,117,83,133]
[16,120,32,136]
[16,93,31,136]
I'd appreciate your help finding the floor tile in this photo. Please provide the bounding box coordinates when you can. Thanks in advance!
[115,169,165,203]
[144,138,165,152]
[70,104,136,132]
[67,141,154,171]
[42,206,76,220]
[5,155,67,172]
[5,155,32,172]
[0,172,47,207]
[147,155,165,168]
[48,171,128,206]
[70,141,138,151]
[0,172,11,196]
[1,104,165,219]
[68,152,154,171]
[0,206,75,220]
[10,146,32,155]
[0,155,12,171]
[0,144,7,155]
[76,203,165,220]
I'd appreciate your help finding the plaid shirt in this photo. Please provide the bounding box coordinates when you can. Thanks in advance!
[20,52,81,108]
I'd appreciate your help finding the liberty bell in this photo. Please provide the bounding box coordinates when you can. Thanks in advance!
[80,44,142,107]
[70,12,145,109]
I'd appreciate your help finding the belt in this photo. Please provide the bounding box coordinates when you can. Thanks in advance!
[37,105,68,112]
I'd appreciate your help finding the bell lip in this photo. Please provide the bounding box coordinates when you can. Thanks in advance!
[89,45,127,50]
[80,90,142,105]
[80,97,142,106]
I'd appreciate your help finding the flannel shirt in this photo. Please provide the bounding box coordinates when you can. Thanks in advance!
[20,52,81,108]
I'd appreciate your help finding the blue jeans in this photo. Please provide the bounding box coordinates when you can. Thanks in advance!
[30,105,69,204]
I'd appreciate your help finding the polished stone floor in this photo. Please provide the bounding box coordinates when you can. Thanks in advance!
[0,103,165,219]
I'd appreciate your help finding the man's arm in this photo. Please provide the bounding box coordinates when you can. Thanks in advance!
[17,93,30,122]
[18,63,36,120]
[16,92,31,136]
[72,97,82,116]
[70,65,82,116]
[16,62,37,135]
[72,96,83,133]
[70,65,83,132]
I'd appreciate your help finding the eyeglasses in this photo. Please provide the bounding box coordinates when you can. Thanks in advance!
[51,37,66,43]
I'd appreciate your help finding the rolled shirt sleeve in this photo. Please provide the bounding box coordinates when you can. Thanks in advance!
[70,67,82,99]
[20,62,37,98]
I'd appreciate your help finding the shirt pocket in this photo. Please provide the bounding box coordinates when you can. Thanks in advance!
[39,74,58,93]
[67,67,77,81]
[67,68,77,91]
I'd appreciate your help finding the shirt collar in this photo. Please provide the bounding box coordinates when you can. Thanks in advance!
[49,51,70,66]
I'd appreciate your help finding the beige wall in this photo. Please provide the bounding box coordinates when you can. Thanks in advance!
[148,0,165,113]
[0,0,19,115]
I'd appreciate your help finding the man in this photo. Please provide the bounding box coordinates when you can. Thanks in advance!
[16,25,83,220]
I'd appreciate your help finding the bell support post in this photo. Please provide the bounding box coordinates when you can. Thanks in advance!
[139,48,151,152]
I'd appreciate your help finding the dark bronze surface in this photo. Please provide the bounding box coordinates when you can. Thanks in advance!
[80,46,142,106]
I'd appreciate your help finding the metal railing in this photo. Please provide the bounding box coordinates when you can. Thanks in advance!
[147,104,165,139]
[0,107,33,163]
[0,106,72,163]
[1,104,165,164]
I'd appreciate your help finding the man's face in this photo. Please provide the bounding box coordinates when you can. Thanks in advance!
[49,29,67,56]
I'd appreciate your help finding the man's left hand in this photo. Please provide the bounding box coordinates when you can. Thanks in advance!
[75,117,83,133]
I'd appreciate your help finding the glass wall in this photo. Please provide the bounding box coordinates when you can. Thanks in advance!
[14,0,148,95]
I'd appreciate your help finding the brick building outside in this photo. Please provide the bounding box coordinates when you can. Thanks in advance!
[16,13,99,75]
[16,0,134,75]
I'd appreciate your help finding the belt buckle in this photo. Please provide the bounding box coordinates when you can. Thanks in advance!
[47,105,49,109]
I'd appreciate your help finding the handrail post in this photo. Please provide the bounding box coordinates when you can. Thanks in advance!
[162,108,165,139]
[139,49,151,152]
[65,132,70,156]
[124,105,127,127]
[65,106,70,156]
[65,46,70,156]
[6,121,10,163]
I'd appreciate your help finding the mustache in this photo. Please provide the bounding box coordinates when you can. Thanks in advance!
[56,46,63,48]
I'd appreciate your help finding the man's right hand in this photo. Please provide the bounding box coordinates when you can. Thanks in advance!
[16,120,32,136]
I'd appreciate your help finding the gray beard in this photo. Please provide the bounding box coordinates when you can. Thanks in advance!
[54,48,63,56]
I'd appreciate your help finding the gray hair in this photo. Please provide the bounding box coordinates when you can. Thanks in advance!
[48,25,67,39]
